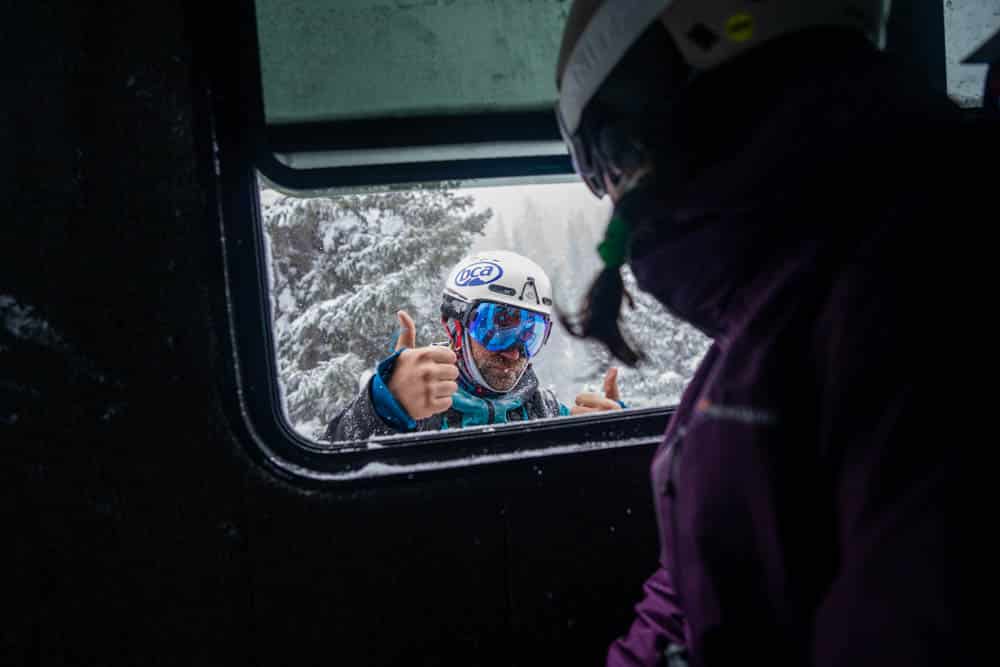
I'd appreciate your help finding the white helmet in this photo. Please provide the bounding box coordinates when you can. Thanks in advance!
[558,0,892,137]
[441,250,554,394]
[443,250,553,317]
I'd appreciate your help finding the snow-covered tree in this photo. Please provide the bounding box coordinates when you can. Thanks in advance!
[261,185,489,438]
[614,266,710,406]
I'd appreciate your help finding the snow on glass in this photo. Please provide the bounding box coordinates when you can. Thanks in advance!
[258,181,709,443]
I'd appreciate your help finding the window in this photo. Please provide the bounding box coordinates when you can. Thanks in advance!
[205,0,688,482]
[945,0,1000,107]
[259,178,710,444]
[251,0,572,189]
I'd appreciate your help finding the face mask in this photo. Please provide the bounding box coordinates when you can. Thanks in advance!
[606,179,757,340]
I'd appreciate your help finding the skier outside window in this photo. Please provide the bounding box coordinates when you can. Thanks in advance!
[324,250,624,442]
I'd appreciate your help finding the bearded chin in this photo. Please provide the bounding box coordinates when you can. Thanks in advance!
[481,361,524,391]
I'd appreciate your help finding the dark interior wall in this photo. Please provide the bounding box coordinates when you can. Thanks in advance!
[3,3,662,665]
[3,2,257,663]
[886,0,947,93]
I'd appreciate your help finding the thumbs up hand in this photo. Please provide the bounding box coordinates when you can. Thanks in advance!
[387,311,459,420]
[393,310,417,351]
[602,366,622,403]
[571,367,624,416]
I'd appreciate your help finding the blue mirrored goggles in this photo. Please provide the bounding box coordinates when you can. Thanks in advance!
[466,301,552,359]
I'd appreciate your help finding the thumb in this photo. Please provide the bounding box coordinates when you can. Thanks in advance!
[394,310,418,351]
[603,367,621,402]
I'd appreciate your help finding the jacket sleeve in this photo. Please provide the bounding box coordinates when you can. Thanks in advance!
[324,350,416,442]
[534,387,570,418]
[323,377,404,442]
[607,564,687,667]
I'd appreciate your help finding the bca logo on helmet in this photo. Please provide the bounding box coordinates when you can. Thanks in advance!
[455,261,504,287]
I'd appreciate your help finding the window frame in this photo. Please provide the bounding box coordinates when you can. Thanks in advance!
[198,0,955,484]
[248,0,574,191]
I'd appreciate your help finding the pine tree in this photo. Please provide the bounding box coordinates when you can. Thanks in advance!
[261,185,490,438]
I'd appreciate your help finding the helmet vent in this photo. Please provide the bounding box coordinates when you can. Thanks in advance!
[489,284,517,297]
[687,24,720,51]
[520,278,539,305]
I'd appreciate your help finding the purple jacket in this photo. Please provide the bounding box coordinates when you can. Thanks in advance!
[607,37,971,667]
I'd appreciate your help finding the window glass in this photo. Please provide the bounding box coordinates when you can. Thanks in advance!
[260,180,710,442]
[254,0,567,124]
[253,1,999,123]
[945,0,999,107]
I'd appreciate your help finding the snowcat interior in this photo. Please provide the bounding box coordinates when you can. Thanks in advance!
[4,2,996,665]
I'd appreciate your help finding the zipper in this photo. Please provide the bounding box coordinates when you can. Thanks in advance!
[661,425,687,499]
[658,423,688,628]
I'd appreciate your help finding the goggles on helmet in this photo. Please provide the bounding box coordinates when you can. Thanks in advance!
[465,301,552,359]
[556,103,607,199]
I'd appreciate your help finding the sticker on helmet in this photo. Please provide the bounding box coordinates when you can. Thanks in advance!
[726,13,754,42]
[454,261,504,287]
